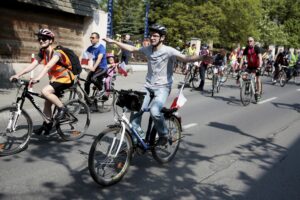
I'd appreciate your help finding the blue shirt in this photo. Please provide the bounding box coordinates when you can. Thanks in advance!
[86,43,107,69]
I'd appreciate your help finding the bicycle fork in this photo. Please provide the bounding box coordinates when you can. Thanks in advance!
[6,103,21,132]
[108,116,128,158]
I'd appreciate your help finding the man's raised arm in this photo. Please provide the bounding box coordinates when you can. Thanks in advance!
[103,38,139,53]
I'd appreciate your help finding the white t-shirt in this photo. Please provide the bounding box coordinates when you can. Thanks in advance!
[139,45,181,89]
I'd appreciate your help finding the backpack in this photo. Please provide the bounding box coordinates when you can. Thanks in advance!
[55,45,82,75]
[246,46,260,67]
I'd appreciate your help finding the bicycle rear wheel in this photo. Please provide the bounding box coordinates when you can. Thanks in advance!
[96,93,114,113]
[57,99,90,141]
[240,81,252,106]
[152,116,181,164]
[61,87,83,102]
[88,126,133,186]
[0,106,32,156]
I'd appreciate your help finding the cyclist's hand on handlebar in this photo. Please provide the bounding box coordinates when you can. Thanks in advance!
[10,75,19,82]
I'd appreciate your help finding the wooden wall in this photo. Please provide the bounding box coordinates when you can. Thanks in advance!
[15,0,99,17]
[0,1,87,63]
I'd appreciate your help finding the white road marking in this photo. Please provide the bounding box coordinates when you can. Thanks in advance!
[182,123,198,130]
[258,97,277,104]
[297,89,300,91]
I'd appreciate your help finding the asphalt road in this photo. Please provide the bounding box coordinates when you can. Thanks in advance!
[0,72,300,200]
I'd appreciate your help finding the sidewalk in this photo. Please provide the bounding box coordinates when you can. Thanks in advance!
[0,71,185,108]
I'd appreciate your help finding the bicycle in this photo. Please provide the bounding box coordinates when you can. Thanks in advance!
[276,65,300,87]
[63,66,117,113]
[240,70,263,106]
[88,89,182,186]
[211,65,227,97]
[183,63,200,89]
[0,79,90,156]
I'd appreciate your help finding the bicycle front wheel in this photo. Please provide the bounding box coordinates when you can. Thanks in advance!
[0,106,32,156]
[152,116,181,164]
[240,81,252,106]
[279,71,287,87]
[211,75,217,97]
[191,70,200,89]
[57,99,90,141]
[206,66,213,80]
[88,126,133,186]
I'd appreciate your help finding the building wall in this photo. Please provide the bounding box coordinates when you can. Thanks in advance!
[0,0,102,64]
[16,0,98,17]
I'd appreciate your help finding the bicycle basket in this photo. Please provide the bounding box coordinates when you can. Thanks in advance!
[116,90,145,111]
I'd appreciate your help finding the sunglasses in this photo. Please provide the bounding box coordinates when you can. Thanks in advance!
[37,36,50,42]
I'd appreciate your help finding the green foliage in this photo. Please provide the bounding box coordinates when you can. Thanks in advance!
[100,0,300,49]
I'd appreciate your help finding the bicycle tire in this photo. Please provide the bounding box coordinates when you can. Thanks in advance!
[57,99,90,141]
[240,81,252,106]
[206,66,213,80]
[151,116,181,164]
[0,105,32,156]
[183,72,192,87]
[211,75,216,97]
[216,76,221,93]
[61,87,83,102]
[88,126,133,186]
[279,71,287,87]
[191,70,200,89]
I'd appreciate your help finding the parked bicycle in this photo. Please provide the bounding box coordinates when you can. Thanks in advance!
[0,79,90,156]
[63,66,117,112]
[240,70,262,106]
[88,89,182,186]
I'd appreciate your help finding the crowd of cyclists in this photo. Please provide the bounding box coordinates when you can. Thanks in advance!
[2,24,300,186]
[178,37,300,101]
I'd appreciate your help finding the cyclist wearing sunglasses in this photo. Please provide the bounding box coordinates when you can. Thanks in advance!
[81,32,108,100]
[239,37,263,100]
[10,28,75,135]
[104,24,212,146]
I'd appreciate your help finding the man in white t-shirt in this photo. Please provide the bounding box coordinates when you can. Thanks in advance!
[104,24,212,146]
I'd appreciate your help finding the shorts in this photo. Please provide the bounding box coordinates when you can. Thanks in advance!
[50,81,73,97]
[246,67,260,76]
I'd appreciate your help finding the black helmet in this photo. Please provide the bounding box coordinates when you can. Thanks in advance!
[149,24,167,36]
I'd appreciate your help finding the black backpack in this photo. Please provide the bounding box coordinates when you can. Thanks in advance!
[55,45,82,75]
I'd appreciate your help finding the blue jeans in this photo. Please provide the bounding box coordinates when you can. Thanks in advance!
[130,87,171,137]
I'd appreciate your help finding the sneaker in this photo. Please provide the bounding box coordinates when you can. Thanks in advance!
[55,106,68,121]
[156,135,168,146]
[34,122,53,135]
